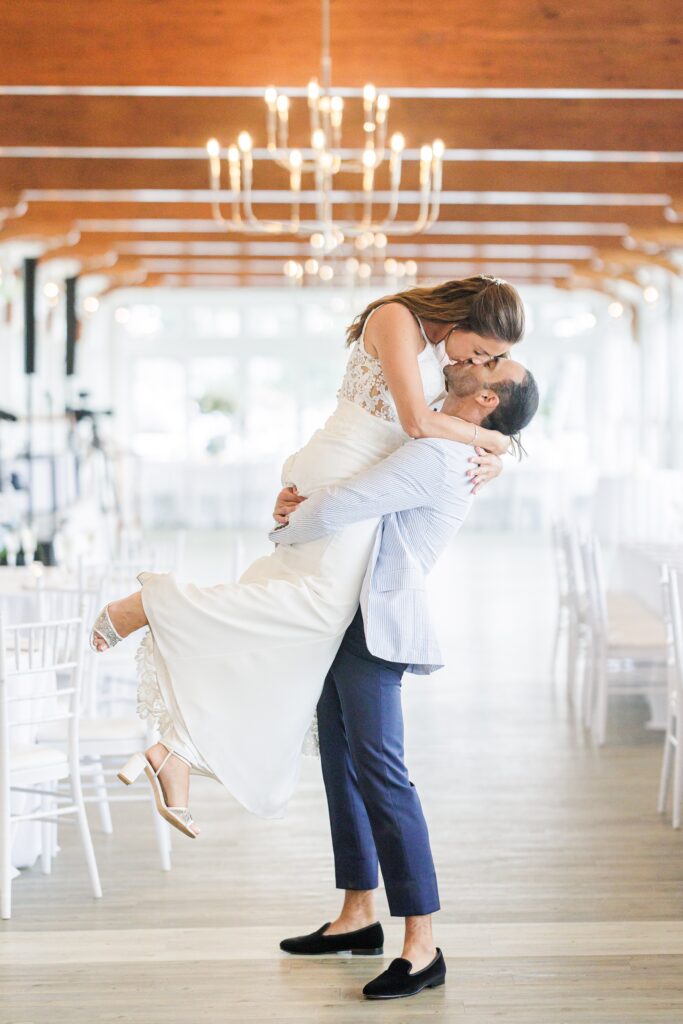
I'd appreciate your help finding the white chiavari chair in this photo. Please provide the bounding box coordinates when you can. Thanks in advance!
[658,565,683,828]
[33,582,172,871]
[580,533,667,745]
[550,522,570,684]
[0,602,102,919]
[553,523,590,707]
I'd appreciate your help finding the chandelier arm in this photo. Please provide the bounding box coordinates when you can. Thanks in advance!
[207,161,241,228]
[423,196,443,232]
[209,199,239,228]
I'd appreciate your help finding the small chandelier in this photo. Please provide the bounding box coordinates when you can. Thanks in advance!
[206,0,444,249]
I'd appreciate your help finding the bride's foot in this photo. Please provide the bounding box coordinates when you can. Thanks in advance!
[91,592,147,652]
[145,743,200,836]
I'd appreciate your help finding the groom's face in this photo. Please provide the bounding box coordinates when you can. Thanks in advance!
[445,357,526,398]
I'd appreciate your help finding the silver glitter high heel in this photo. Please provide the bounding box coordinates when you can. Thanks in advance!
[89,604,125,652]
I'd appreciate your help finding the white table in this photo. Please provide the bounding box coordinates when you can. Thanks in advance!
[0,565,76,624]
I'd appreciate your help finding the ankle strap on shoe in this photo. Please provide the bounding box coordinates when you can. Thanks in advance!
[155,746,193,777]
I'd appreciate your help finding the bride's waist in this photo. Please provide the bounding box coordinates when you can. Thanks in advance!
[321,399,406,446]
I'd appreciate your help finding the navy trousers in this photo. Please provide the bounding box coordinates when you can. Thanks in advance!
[317,607,440,917]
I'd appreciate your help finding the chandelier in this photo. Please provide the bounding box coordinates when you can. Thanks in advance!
[206,0,444,250]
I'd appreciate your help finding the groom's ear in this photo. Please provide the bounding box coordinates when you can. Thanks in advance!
[474,388,500,412]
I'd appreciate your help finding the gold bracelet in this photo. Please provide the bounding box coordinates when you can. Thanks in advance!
[471,424,479,445]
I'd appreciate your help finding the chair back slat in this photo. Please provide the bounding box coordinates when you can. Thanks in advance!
[0,606,88,741]
[669,568,683,691]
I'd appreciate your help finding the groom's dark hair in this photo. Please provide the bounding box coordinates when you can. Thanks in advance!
[481,369,539,438]
[479,369,539,459]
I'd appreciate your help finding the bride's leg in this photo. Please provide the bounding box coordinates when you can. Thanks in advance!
[92,591,147,652]
[145,742,199,836]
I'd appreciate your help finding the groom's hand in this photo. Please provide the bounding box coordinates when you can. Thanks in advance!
[273,485,307,525]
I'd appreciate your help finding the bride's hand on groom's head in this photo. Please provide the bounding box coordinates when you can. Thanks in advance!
[273,485,307,524]
[467,447,503,495]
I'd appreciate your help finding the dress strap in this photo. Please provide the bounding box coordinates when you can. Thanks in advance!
[359,305,380,352]
[413,313,431,349]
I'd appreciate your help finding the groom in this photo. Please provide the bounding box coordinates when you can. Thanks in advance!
[270,358,539,1000]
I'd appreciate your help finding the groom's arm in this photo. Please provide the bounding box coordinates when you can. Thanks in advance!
[268,439,450,546]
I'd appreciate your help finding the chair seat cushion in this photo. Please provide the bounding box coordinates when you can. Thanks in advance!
[10,744,68,772]
[606,591,666,648]
[36,717,148,743]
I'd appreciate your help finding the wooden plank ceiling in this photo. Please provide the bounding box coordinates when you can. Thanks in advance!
[0,0,681,290]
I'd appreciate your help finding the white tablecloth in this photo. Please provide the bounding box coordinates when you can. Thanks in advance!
[0,565,76,624]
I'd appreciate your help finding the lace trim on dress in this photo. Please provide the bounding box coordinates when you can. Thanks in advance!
[337,342,397,422]
[135,629,173,736]
[302,712,320,758]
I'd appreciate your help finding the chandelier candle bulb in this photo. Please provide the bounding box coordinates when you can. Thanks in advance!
[419,145,433,187]
[265,87,278,148]
[308,79,321,133]
[276,94,290,148]
[362,148,376,196]
[206,138,221,180]
[363,83,376,115]
[330,94,344,145]
[375,94,390,150]
[228,144,240,176]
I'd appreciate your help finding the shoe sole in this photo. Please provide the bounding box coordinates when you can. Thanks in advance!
[281,947,384,956]
[364,976,446,999]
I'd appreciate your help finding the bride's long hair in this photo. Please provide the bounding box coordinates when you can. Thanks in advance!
[345,275,525,347]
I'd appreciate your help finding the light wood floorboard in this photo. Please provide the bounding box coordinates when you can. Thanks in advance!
[2,532,682,1022]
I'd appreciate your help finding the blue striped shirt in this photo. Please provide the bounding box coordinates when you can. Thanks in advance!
[269,437,474,673]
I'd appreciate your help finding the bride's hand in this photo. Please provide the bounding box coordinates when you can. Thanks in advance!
[476,425,509,457]
[468,448,503,495]
[273,485,306,524]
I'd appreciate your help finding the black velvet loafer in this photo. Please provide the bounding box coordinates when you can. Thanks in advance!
[362,948,446,999]
[280,921,384,956]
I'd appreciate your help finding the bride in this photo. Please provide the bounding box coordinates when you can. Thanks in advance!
[90,275,525,836]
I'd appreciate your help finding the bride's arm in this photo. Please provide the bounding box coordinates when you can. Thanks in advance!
[368,304,509,456]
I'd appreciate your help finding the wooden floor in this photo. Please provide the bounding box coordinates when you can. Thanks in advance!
[2,531,683,1023]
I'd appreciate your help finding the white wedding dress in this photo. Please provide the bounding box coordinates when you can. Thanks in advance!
[135,310,447,817]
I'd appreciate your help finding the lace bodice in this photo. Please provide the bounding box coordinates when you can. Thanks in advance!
[337,307,447,423]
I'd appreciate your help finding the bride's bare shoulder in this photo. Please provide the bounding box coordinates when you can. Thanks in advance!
[371,301,415,326]
[365,301,418,355]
